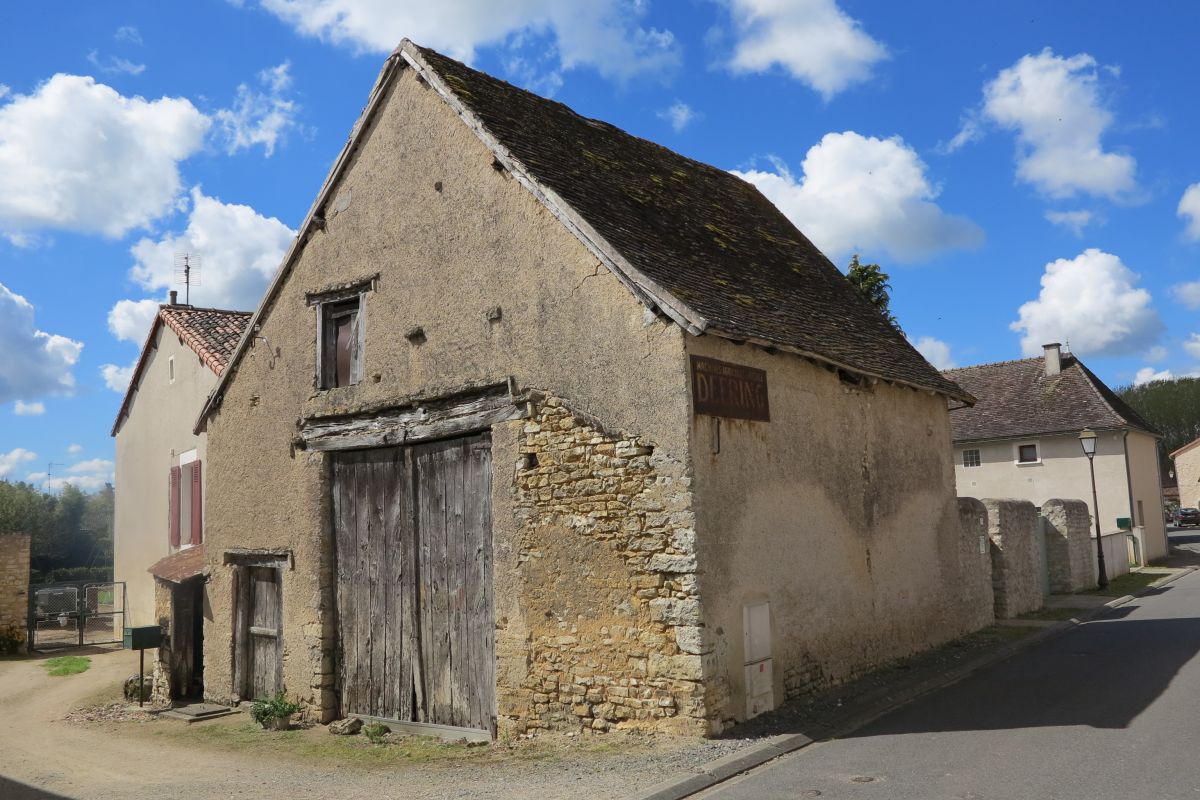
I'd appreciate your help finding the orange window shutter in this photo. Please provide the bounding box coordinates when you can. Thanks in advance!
[169,465,181,548]
[191,460,203,545]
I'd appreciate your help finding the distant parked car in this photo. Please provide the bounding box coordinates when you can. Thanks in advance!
[1176,507,1200,526]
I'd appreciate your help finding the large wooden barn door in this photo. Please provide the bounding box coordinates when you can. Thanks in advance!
[333,434,493,733]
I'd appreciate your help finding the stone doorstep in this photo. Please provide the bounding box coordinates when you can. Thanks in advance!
[623,566,1199,800]
[159,703,237,723]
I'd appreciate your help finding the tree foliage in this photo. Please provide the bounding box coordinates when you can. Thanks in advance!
[845,254,901,331]
[1114,377,1200,474]
[0,480,112,578]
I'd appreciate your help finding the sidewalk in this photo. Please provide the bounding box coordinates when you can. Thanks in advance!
[629,565,1196,800]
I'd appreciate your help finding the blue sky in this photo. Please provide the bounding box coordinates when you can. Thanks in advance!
[2,1,1199,490]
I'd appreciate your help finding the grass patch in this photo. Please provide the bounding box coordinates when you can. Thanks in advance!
[138,717,649,769]
[43,656,91,676]
[1018,607,1088,622]
[1080,570,1165,598]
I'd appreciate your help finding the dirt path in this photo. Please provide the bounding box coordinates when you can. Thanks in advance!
[0,648,746,800]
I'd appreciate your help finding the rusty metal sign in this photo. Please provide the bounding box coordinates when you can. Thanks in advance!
[690,356,769,421]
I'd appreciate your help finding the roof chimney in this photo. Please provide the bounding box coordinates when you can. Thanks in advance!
[169,290,178,306]
[1043,342,1062,377]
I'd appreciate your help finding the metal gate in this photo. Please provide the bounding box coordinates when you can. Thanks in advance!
[28,581,125,652]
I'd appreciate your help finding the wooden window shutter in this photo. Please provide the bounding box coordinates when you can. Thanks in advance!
[190,460,203,545]
[169,466,181,548]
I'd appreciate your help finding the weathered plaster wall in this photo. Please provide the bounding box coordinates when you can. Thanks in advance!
[115,323,216,626]
[957,498,996,629]
[203,66,690,723]
[984,499,1045,618]
[1041,499,1095,593]
[0,533,30,646]
[495,398,703,736]
[686,335,992,730]
[1175,444,1200,512]
[1125,431,1167,562]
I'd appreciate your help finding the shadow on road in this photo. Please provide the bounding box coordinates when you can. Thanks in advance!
[852,614,1200,737]
[0,776,72,799]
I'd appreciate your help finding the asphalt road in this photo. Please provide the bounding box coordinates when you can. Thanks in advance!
[699,565,1200,800]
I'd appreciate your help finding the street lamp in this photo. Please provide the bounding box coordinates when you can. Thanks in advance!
[1078,429,1108,589]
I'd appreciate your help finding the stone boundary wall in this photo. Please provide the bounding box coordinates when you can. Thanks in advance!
[1041,499,1095,593]
[0,533,31,650]
[497,397,708,736]
[956,498,996,632]
[983,499,1044,619]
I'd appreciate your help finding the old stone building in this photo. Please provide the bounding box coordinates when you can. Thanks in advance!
[0,533,31,652]
[195,40,990,738]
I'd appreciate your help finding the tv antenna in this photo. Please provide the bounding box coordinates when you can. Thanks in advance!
[45,461,64,494]
[174,253,201,305]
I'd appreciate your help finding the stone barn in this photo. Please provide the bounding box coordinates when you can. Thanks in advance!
[195,40,988,738]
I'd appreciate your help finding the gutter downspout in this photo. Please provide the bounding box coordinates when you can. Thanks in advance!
[1122,429,1142,566]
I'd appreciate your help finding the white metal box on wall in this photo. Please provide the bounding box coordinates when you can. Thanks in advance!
[743,601,774,719]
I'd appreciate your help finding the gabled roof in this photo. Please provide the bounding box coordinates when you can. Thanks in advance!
[196,40,969,432]
[111,306,251,437]
[944,354,1158,443]
[1170,437,1200,460]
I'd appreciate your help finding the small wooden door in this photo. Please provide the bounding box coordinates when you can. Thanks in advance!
[235,566,282,700]
[333,434,494,732]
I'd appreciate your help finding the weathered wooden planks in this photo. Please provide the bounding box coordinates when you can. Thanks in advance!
[331,434,494,732]
[247,566,281,699]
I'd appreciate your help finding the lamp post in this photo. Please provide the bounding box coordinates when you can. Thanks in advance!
[1078,429,1108,590]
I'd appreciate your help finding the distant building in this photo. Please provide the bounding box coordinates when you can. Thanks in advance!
[945,343,1167,564]
[111,302,250,697]
[1169,439,1200,510]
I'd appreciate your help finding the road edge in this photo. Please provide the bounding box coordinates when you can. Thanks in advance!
[627,566,1197,800]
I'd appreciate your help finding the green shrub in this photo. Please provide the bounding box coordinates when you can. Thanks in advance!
[249,692,301,727]
[363,722,390,744]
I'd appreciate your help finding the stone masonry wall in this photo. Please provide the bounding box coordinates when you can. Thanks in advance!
[497,397,708,736]
[0,534,31,650]
[1041,499,1095,594]
[956,499,996,631]
[151,579,173,705]
[983,499,1045,619]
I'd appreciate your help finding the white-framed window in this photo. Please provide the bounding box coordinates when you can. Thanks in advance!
[1015,442,1040,465]
[169,449,202,549]
[963,449,981,468]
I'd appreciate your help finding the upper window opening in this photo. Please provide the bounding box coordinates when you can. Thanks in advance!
[320,297,363,388]
[963,449,981,468]
[1017,443,1039,464]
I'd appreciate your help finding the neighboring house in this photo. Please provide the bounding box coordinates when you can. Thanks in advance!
[111,301,251,697]
[1170,439,1200,510]
[945,343,1167,565]
[194,40,990,738]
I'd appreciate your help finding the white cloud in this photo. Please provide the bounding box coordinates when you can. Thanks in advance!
[30,458,114,492]
[1134,366,1172,386]
[0,75,209,241]
[126,187,294,311]
[1177,183,1200,240]
[251,0,680,83]
[13,401,45,416]
[1184,333,1200,361]
[86,51,146,76]
[720,0,887,98]
[1011,249,1162,357]
[115,26,143,45]
[0,282,82,404]
[0,448,36,479]
[215,62,299,157]
[100,362,135,393]
[67,444,83,455]
[1171,281,1200,311]
[980,49,1135,199]
[911,336,955,370]
[732,131,983,263]
[68,458,114,475]
[107,299,160,344]
[1146,345,1169,362]
[0,85,9,100]
[658,101,696,133]
[1044,209,1093,237]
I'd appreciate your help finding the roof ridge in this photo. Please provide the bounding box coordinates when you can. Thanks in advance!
[1072,358,1158,436]
[942,355,1041,373]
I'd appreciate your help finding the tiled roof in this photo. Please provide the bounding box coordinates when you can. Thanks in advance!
[944,355,1158,442]
[411,44,969,401]
[160,306,252,375]
[111,306,251,436]
[148,544,206,584]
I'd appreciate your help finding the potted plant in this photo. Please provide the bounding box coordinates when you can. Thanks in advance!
[249,692,301,731]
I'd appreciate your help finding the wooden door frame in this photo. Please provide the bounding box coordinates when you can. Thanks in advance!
[227,551,289,701]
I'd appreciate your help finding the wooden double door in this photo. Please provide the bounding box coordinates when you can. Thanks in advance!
[332,434,494,733]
